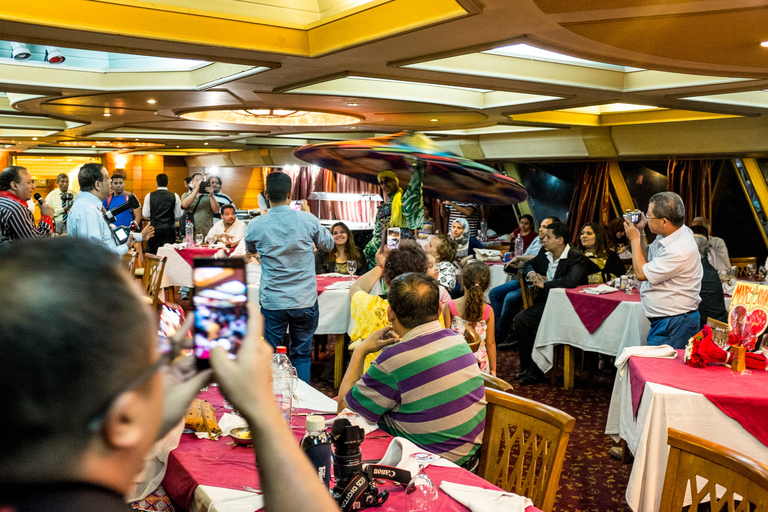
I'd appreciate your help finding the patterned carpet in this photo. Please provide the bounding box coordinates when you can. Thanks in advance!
[309,339,634,512]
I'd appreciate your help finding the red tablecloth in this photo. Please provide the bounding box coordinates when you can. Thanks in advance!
[163,388,540,512]
[175,247,234,267]
[316,275,356,295]
[565,284,642,334]
[629,350,768,447]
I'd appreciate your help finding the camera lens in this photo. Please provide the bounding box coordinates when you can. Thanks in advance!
[330,418,365,496]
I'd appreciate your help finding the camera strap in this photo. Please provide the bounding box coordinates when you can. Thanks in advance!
[366,465,411,485]
[337,464,406,512]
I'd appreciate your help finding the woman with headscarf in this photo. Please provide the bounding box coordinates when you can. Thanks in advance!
[451,217,484,262]
[363,161,425,268]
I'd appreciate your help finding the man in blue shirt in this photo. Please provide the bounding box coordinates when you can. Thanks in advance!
[102,174,141,228]
[68,163,153,256]
[488,216,560,348]
[244,172,334,382]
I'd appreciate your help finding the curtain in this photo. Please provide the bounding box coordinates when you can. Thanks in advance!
[265,166,380,224]
[566,161,611,244]
[666,159,712,225]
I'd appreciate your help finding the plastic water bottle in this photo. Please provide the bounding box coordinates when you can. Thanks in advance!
[301,415,332,488]
[185,220,194,247]
[514,233,524,256]
[272,347,293,423]
[479,219,488,241]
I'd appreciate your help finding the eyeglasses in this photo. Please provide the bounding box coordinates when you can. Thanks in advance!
[645,213,665,221]
[86,354,168,433]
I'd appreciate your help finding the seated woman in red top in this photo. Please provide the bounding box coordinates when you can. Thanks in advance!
[511,214,537,250]
[573,222,626,284]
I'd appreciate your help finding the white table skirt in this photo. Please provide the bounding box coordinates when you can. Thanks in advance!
[605,368,768,512]
[190,380,337,512]
[531,288,650,373]
[157,245,261,290]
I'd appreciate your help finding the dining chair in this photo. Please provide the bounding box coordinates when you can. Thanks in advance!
[141,253,168,308]
[706,317,729,330]
[462,325,482,353]
[517,272,534,310]
[478,388,575,512]
[659,428,768,512]
[729,256,757,278]
[133,240,147,281]
[121,250,137,276]
[481,372,514,393]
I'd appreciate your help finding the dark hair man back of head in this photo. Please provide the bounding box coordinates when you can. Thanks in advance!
[0,165,26,191]
[388,273,440,329]
[157,173,169,187]
[649,191,685,227]
[544,221,569,242]
[0,237,158,483]
[265,172,292,203]
[79,162,106,192]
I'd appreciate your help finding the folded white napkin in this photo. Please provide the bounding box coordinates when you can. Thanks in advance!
[324,280,355,290]
[319,272,347,278]
[326,408,380,434]
[614,344,677,379]
[440,481,533,512]
[378,438,457,477]
[722,280,735,295]
[474,249,502,262]
[219,412,248,437]
[583,284,619,295]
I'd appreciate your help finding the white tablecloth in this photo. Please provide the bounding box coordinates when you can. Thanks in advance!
[191,380,337,512]
[532,288,650,373]
[157,245,261,291]
[605,366,768,512]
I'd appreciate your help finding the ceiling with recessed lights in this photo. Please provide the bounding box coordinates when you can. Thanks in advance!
[1,0,768,161]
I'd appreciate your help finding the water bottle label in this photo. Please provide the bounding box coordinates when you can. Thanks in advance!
[304,443,332,487]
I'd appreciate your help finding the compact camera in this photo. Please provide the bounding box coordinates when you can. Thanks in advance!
[623,209,641,224]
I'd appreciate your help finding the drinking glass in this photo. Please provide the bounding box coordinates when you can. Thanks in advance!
[287,366,299,420]
[195,233,203,247]
[405,452,439,512]
[346,260,357,278]
[714,327,729,348]
[747,263,756,279]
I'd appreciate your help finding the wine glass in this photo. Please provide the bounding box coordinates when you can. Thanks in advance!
[287,366,299,420]
[346,260,357,278]
[405,452,439,512]
[195,233,204,247]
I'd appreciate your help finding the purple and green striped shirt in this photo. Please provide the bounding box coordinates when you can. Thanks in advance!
[346,321,486,465]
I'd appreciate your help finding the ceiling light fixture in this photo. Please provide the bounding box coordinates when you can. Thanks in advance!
[347,102,359,106]
[147,99,157,104]
[103,113,111,117]
[430,118,439,122]
[204,142,209,145]
[44,46,65,64]
[59,140,164,148]
[10,42,31,61]
[762,41,768,47]
[32,137,37,140]
[180,108,362,127]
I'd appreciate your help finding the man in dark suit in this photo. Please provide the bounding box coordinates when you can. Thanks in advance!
[514,222,588,385]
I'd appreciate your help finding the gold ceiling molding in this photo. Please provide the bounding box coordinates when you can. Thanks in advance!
[0,0,473,57]
[505,108,742,127]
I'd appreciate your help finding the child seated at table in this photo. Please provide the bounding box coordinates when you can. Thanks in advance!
[444,262,496,376]
[425,234,458,290]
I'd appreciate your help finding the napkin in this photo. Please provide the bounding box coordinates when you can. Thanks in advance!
[319,272,347,278]
[378,437,457,477]
[218,412,248,437]
[324,280,355,290]
[440,481,533,512]
[583,284,619,295]
[326,408,380,435]
[614,344,677,379]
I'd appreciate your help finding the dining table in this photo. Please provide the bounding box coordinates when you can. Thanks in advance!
[532,285,650,389]
[605,350,768,512]
[163,382,542,512]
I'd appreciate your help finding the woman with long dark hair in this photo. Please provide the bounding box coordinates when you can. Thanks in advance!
[573,222,626,284]
[315,222,368,275]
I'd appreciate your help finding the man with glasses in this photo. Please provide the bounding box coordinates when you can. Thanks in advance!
[68,163,153,255]
[624,191,703,348]
[0,237,339,512]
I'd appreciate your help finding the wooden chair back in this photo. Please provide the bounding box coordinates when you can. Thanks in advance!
[706,317,729,330]
[481,372,514,393]
[462,325,482,353]
[141,254,167,307]
[478,389,575,512]
[659,428,768,512]
[517,272,534,310]
[121,251,137,276]
[730,257,757,278]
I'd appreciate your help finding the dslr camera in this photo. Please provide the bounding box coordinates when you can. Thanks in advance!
[198,180,211,194]
[623,209,642,224]
[60,192,74,206]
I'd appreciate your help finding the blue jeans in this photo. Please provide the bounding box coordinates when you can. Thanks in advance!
[261,302,319,383]
[647,311,701,349]
[489,279,523,340]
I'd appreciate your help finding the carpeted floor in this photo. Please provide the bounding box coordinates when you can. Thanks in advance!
[309,339,634,512]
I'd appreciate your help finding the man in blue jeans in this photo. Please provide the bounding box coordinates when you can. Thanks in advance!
[624,191,702,348]
[489,216,559,346]
[244,172,334,381]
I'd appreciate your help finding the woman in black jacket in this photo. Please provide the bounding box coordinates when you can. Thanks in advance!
[315,222,368,275]
[573,222,626,283]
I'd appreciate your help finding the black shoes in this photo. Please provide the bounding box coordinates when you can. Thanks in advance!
[518,368,545,386]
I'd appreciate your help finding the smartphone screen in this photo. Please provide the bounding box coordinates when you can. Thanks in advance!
[386,227,401,250]
[192,258,248,370]
[112,225,130,245]
[158,304,184,355]
[290,200,301,211]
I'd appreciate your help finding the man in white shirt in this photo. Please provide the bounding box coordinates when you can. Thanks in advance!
[625,191,703,348]
[44,173,77,234]
[142,173,182,254]
[206,204,245,247]
[68,163,153,256]
[691,216,730,272]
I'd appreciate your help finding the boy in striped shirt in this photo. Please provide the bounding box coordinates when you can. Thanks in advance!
[338,273,486,468]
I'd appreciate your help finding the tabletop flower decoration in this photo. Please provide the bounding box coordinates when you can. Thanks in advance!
[684,325,768,370]
[684,326,710,368]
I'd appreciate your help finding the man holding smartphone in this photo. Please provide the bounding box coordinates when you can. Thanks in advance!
[68,163,153,256]
[244,171,334,382]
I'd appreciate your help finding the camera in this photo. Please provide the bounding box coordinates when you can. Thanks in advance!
[198,180,211,193]
[60,192,73,206]
[623,209,641,224]
[331,418,388,511]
